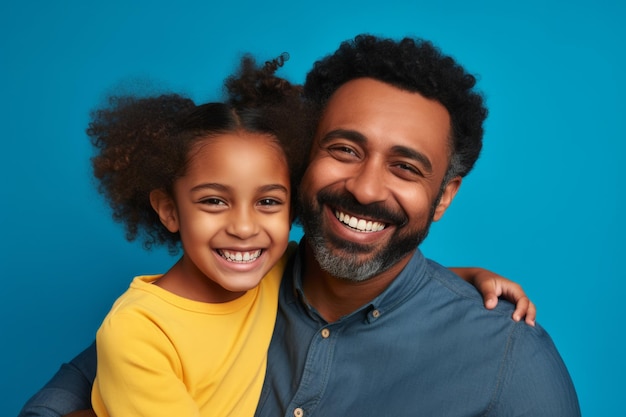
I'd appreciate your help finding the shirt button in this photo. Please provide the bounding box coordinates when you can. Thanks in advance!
[372,309,381,318]
[321,328,330,338]
[294,407,304,417]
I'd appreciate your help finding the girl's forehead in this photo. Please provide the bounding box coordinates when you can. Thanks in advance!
[185,132,289,178]
[192,131,284,155]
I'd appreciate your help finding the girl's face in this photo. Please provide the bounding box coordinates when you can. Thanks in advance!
[155,131,291,302]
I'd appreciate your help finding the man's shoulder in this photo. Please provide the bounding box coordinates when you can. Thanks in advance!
[421,257,518,318]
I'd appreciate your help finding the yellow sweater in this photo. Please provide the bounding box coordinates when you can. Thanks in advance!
[91,249,291,417]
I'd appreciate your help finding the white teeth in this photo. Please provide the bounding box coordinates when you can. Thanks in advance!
[349,217,358,228]
[334,211,386,232]
[220,249,262,263]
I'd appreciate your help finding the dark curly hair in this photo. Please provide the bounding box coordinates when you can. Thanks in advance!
[303,34,488,182]
[89,55,314,253]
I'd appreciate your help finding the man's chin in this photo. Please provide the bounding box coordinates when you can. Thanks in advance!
[325,234,383,255]
[315,251,384,282]
[306,234,389,281]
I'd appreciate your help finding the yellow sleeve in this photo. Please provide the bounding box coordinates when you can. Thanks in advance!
[92,310,200,417]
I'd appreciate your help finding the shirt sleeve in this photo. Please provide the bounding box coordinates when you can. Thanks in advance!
[489,323,581,416]
[93,311,200,417]
[17,342,97,417]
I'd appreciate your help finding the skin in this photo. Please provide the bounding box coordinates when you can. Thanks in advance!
[150,131,291,303]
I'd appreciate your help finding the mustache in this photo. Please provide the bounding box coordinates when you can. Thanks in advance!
[316,189,408,227]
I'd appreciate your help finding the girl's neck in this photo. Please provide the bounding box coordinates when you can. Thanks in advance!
[154,257,246,303]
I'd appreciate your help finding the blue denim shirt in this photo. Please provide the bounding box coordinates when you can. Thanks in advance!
[255,244,581,417]
[19,243,580,417]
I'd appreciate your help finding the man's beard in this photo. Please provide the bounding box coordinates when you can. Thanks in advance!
[298,188,438,282]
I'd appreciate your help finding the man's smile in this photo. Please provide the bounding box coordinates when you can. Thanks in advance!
[334,210,387,232]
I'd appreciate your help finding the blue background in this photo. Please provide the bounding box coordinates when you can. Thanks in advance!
[2,1,623,415]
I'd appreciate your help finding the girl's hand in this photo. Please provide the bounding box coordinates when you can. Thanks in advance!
[450,267,536,326]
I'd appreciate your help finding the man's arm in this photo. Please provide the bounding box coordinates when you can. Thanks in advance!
[18,342,96,417]
[492,323,581,416]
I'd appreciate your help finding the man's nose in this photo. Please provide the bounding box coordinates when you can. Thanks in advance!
[344,160,390,205]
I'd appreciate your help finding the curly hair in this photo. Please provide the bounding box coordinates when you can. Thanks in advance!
[303,34,488,181]
[89,55,314,253]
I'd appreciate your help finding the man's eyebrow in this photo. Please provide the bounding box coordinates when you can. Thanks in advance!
[391,145,433,173]
[318,129,368,146]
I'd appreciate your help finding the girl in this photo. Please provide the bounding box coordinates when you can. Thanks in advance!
[89,56,312,417]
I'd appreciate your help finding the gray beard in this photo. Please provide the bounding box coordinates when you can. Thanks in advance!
[305,232,388,281]
[300,203,436,283]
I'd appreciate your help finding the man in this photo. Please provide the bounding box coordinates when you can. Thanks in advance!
[19,34,578,417]
[252,35,579,416]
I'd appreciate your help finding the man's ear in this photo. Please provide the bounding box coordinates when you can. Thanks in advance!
[433,176,462,222]
[150,189,180,233]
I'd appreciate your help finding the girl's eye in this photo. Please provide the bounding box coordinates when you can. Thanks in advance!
[200,198,226,206]
[258,198,282,206]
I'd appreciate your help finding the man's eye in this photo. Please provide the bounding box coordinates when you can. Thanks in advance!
[328,145,358,159]
[333,145,355,154]
[394,163,422,176]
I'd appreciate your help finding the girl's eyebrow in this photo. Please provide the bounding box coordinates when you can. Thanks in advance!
[319,129,432,173]
[258,184,289,194]
[190,183,289,194]
[190,183,228,193]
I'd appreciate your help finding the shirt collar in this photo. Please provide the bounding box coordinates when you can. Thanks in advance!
[287,239,429,324]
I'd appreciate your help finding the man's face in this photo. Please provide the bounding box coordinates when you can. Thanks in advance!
[299,78,461,282]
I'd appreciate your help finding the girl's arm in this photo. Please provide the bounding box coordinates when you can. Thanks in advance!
[94,312,200,417]
[450,267,536,326]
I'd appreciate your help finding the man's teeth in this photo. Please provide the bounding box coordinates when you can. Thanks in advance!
[335,211,386,232]
[219,249,262,263]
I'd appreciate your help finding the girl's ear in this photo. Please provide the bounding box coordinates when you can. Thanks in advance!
[150,189,180,233]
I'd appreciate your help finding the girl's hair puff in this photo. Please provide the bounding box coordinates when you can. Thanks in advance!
[225,53,315,213]
[88,94,195,252]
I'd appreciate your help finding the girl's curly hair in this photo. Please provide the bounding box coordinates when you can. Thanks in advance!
[89,55,314,253]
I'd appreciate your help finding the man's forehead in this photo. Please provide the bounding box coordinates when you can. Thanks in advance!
[317,78,452,151]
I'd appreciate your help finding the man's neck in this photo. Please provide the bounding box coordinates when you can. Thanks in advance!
[301,242,412,323]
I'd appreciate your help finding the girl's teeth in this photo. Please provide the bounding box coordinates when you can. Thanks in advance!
[220,250,262,263]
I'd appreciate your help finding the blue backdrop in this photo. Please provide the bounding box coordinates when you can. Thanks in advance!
[2,1,623,415]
